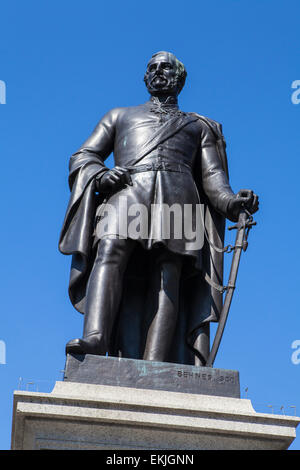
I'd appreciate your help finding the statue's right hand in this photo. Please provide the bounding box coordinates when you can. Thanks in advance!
[95,166,132,193]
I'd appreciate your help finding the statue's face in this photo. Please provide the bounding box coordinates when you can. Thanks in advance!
[145,53,179,96]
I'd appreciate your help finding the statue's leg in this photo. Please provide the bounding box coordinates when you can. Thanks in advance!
[66,237,136,355]
[143,250,183,362]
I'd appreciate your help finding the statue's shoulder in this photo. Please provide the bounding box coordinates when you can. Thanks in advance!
[188,112,224,139]
[106,103,146,122]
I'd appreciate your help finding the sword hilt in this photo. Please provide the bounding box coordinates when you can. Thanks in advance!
[228,210,256,251]
[228,219,256,231]
[228,207,257,230]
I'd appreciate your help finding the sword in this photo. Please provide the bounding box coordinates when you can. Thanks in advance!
[205,209,256,367]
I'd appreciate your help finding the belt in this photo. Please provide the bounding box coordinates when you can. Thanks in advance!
[128,160,191,175]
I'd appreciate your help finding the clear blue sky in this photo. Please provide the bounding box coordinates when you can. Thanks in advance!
[0,0,299,450]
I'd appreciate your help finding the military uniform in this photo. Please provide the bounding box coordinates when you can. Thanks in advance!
[60,97,236,364]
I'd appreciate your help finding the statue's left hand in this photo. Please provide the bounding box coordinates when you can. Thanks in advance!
[228,189,259,222]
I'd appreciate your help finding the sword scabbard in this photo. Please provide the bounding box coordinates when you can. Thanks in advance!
[205,210,251,368]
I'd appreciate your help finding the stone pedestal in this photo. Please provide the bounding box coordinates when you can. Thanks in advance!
[11,359,300,450]
[63,354,241,398]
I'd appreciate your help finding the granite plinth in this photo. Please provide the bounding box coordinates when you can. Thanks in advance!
[64,354,240,398]
[11,381,300,450]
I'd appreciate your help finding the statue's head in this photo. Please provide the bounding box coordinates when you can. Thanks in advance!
[144,51,187,97]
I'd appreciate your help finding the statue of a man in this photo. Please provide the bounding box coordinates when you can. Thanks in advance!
[59,51,258,365]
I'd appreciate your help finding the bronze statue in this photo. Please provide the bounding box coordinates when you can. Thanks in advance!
[59,51,258,366]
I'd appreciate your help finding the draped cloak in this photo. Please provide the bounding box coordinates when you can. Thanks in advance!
[59,102,235,365]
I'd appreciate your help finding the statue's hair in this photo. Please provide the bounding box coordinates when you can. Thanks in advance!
[144,51,187,94]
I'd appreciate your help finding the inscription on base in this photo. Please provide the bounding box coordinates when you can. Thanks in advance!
[177,370,235,384]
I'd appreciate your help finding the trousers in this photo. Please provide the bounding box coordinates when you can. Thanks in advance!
[83,236,183,362]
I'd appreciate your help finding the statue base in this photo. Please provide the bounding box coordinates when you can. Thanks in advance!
[11,356,299,450]
[11,380,299,450]
[63,354,240,398]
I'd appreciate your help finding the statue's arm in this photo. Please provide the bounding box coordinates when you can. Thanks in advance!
[200,123,235,218]
[68,108,119,189]
[200,123,259,221]
[68,108,131,193]
[59,109,120,253]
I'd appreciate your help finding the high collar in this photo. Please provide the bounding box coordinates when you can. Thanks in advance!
[148,95,179,108]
